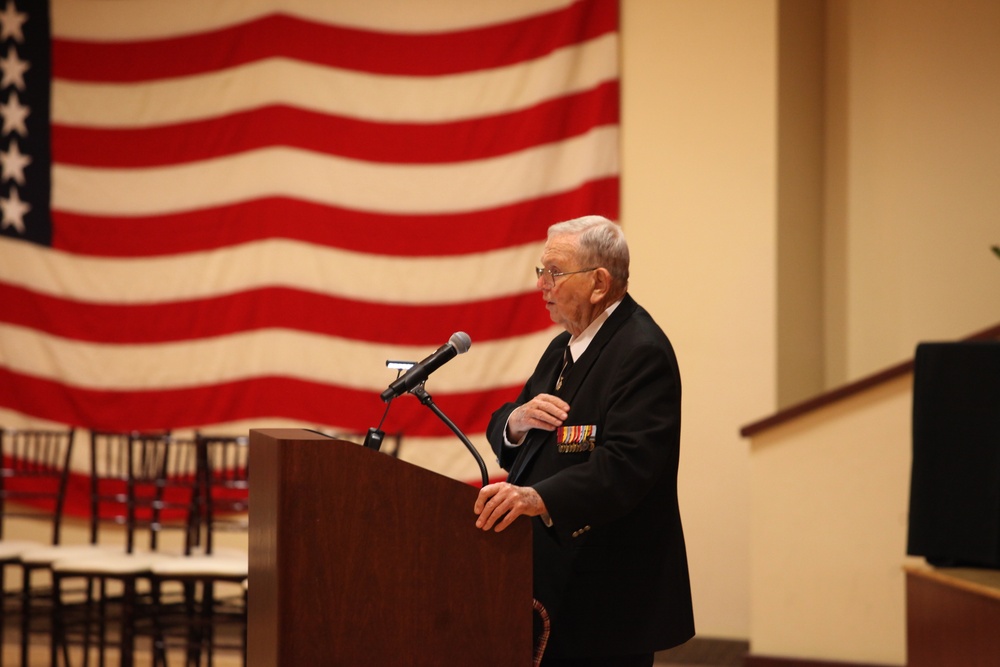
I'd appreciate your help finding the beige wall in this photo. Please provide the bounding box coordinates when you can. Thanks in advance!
[829,0,1000,382]
[621,0,778,638]
[749,376,918,664]
[777,1,826,407]
[622,0,1000,646]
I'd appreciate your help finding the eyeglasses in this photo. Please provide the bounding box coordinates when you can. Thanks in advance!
[534,266,597,287]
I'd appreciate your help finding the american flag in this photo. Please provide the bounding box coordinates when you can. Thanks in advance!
[0,0,619,481]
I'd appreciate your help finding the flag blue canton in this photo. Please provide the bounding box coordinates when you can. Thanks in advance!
[0,0,50,246]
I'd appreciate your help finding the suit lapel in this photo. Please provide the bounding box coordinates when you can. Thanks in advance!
[508,295,637,483]
[507,337,566,483]
[554,294,637,402]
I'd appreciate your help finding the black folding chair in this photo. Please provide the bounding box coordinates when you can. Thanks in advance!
[0,427,75,667]
[48,431,189,667]
[149,434,249,667]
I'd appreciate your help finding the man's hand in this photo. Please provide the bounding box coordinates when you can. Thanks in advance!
[506,394,570,442]
[474,482,547,532]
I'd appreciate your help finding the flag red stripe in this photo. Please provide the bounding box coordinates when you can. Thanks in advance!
[52,0,617,81]
[51,180,620,257]
[0,366,512,437]
[0,283,551,346]
[52,83,619,168]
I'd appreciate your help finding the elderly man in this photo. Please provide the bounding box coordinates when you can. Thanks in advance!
[474,215,694,666]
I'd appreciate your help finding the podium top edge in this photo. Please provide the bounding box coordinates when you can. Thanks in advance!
[250,428,340,441]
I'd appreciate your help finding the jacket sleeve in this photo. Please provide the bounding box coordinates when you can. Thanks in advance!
[486,401,519,471]
[485,334,569,472]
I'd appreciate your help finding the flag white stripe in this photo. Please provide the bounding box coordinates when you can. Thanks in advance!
[52,0,579,40]
[401,435,505,482]
[52,127,619,217]
[0,237,545,305]
[52,35,618,127]
[0,322,556,393]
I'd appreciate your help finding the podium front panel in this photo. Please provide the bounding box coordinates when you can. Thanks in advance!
[248,428,532,666]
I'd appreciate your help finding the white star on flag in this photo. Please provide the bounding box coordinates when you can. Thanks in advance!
[0,0,27,43]
[1,137,31,184]
[1,185,30,232]
[0,90,29,135]
[0,44,29,90]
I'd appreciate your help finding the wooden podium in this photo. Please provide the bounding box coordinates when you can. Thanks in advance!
[247,429,533,666]
[906,564,1000,667]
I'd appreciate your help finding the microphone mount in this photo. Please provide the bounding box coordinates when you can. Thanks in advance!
[368,333,486,486]
[380,332,471,403]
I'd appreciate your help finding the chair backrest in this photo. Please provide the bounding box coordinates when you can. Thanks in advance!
[89,430,140,547]
[89,430,196,553]
[0,428,76,544]
[194,433,250,555]
[156,436,203,554]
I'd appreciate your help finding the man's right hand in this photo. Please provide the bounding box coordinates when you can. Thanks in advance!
[507,394,570,442]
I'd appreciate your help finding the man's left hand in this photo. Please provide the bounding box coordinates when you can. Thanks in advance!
[474,482,547,532]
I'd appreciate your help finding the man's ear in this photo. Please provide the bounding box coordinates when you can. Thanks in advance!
[590,267,612,303]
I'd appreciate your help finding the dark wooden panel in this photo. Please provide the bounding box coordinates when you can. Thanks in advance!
[744,656,895,667]
[906,567,1000,667]
[249,428,532,667]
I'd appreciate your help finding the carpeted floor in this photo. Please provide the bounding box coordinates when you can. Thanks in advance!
[5,620,746,667]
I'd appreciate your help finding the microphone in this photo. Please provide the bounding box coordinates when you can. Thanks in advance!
[380,332,472,402]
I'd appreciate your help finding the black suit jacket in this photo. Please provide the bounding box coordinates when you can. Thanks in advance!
[487,293,694,658]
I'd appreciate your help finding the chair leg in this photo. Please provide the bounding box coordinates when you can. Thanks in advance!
[150,577,164,667]
[1,564,7,667]
[120,578,136,667]
[187,580,201,667]
[81,576,97,667]
[203,581,215,667]
[22,564,36,667]
[50,571,62,667]
[98,577,108,667]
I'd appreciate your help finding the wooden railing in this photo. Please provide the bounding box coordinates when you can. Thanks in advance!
[740,321,1000,438]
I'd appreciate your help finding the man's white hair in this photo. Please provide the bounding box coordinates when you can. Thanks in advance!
[548,215,629,287]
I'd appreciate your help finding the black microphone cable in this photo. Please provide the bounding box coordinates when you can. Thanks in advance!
[363,363,405,451]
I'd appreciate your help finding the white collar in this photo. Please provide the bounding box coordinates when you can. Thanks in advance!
[567,298,623,362]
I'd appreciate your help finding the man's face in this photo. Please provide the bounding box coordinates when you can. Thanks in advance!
[538,234,595,335]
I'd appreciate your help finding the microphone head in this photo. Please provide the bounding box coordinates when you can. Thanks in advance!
[449,331,472,354]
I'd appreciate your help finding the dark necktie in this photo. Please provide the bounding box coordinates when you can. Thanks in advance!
[556,345,573,391]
